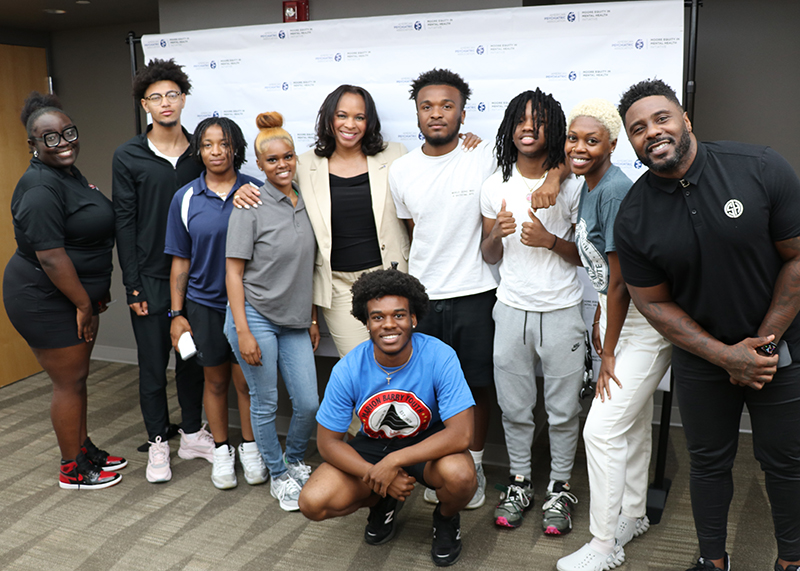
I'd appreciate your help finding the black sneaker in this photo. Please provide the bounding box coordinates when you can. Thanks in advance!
[686,554,730,571]
[82,437,127,471]
[775,560,800,571]
[364,494,403,545]
[431,504,462,567]
[59,452,122,490]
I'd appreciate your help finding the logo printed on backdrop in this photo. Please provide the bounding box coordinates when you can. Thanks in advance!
[477,102,486,112]
[160,39,167,47]
[636,39,645,49]
[414,21,422,30]
[634,160,643,169]
[210,60,217,69]
[476,45,484,55]
[724,199,744,219]
[334,53,342,62]
[282,82,289,91]
[567,12,576,22]
[278,30,286,39]
[212,111,219,117]
[418,133,424,141]
[569,71,577,81]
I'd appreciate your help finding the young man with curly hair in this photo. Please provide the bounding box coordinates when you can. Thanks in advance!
[299,268,476,567]
[112,58,212,482]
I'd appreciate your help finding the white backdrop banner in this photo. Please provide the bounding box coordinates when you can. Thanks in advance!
[143,0,683,369]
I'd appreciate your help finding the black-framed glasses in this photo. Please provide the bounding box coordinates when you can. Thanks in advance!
[143,91,182,104]
[33,126,79,148]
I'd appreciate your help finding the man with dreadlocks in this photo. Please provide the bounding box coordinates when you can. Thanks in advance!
[479,89,584,534]
[389,69,565,511]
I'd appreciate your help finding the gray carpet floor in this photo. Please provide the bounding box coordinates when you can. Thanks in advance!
[0,361,778,570]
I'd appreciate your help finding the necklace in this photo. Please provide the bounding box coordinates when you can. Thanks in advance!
[517,165,548,203]
[374,348,414,385]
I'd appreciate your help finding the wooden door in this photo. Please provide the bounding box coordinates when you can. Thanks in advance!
[0,44,50,387]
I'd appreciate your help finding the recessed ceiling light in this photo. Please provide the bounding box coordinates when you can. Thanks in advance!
[42,8,67,14]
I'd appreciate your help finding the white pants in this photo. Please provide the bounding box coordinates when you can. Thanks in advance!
[584,293,672,541]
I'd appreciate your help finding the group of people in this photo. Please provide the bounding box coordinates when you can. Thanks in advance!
[4,56,800,571]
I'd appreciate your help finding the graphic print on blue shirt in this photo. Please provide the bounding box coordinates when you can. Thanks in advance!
[358,389,433,438]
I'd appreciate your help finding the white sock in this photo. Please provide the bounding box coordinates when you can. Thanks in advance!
[589,537,616,555]
[469,449,484,465]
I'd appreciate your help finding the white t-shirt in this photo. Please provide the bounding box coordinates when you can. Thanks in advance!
[389,141,498,299]
[480,168,584,312]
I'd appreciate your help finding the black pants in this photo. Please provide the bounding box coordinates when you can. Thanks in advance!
[675,361,800,561]
[131,275,204,440]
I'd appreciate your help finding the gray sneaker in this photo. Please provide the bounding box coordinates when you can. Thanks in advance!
[494,475,533,528]
[542,481,578,535]
[270,472,302,511]
[465,462,486,509]
[283,453,312,486]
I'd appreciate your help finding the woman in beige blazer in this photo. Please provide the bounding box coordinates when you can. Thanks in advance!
[296,85,409,357]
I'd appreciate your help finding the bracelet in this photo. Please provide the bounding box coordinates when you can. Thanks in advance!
[592,320,600,326]
[311,320,318,325]
[547,234,558,250]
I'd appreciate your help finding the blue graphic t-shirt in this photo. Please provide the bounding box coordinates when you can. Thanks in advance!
[575,164,632,294]
[317,333,475,438]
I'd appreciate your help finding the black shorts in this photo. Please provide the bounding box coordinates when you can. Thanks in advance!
[3,254,110,349]
[185,299,237,367]
[416,289,496,388]
[348,422,446,489]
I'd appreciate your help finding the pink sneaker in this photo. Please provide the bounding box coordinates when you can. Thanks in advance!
[177,424,214,463]
[146,436,172,483]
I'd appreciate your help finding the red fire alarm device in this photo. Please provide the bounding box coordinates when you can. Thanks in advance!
[283,0,309,22]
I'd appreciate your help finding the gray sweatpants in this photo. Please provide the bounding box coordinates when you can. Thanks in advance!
[492,300,585,482]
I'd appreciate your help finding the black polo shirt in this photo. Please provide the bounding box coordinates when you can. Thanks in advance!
[614,141,800,373]
[11,158,114,284]
[112,125,203,304]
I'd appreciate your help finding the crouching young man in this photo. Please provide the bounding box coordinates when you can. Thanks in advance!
[298,268,477,567]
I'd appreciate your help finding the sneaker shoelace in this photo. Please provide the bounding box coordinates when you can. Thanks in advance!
[288,460,311,480]
[543,491,579,514]
[505,484,532,509]
[278,475,302,500]
[150,439,169,464]
[241,448,265,472]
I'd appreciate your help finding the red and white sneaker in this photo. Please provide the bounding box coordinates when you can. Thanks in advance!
[82,437,127,471]
[59,452,122,490]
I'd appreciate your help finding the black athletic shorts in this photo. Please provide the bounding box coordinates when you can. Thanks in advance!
[348,422,446,489]
[186,299,237,367]
[416,289,496,388]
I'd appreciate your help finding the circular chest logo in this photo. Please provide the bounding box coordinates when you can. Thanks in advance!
[724,199,744,218]
[357,389,432,438]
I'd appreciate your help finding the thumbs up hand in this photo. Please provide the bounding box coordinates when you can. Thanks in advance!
[521,208,555,249]
[490,199,517,240]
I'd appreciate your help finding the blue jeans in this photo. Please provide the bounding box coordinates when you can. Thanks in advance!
[224,303,318,478]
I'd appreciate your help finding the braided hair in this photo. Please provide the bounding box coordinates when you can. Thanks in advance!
[495,89,566,182]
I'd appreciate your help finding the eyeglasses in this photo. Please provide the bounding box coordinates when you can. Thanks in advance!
[143,91,182,104]
[32,126,79,148]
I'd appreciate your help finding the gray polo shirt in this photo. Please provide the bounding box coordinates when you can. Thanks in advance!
[226,182,316,328]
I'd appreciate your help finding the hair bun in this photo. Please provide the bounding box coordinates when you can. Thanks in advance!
[20,91,63,127]
[256,112,284,130]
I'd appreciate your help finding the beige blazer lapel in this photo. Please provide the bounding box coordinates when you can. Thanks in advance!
[367,152,389,236]
[307,154,332,238]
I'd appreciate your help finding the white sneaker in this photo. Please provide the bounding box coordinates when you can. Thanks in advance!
[557,542,625,571]
[146,436,172,483]
[424,486,439,504]
[615,514,650,547]
[239,442,267,485]
[270,472,302,511]
[465,462,486,509]
[283,453,311,486]
[211,444,237,489]
[177,424,215,463]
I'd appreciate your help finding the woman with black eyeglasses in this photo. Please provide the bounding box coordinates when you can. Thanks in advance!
[3,92,124,490]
